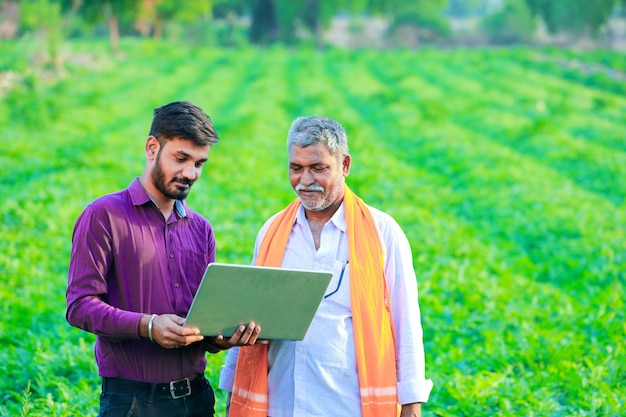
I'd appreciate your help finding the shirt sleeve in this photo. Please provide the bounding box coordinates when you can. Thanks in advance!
[377,210,434,404]
[66,204,143,342]
[218,346,240,391]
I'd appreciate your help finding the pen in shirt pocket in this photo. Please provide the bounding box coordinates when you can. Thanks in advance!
[324,260,348,299]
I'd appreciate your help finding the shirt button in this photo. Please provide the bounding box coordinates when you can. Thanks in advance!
[175,283,180,288]
[169,253,175,258]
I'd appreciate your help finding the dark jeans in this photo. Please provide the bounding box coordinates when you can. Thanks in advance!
[99,375,215,417]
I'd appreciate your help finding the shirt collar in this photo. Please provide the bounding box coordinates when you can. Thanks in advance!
[128,178,188,219]
[174,200,187,218]
[295,200,346,232]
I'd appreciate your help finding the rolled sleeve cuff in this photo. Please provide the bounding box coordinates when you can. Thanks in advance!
[397,379,434,404]
[218,365,235,391]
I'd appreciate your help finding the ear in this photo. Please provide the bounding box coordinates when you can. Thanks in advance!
[342,153,351,177]
[146,136,160,160]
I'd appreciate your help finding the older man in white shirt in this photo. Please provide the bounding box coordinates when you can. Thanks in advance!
[219,116,433,417]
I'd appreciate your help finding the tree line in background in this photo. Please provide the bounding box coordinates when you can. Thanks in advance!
[0,0,625,70]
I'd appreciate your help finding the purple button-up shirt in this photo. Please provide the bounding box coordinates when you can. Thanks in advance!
[66,178,216,383]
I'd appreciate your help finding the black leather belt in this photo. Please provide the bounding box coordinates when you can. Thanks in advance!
[102,375,205,399]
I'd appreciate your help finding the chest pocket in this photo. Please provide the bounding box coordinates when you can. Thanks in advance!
[321,259,351,310]
[182,250,208,293]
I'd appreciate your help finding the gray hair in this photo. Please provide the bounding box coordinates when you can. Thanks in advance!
[287,116,349,157]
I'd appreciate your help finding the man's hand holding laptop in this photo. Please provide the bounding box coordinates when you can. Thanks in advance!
[144,314,266,349]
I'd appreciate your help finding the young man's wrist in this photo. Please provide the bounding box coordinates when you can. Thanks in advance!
[138,314,151,339]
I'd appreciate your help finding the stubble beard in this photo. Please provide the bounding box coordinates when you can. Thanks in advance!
[152,155,193,201]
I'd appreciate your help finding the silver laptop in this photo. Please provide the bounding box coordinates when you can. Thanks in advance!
[184,263,333,340]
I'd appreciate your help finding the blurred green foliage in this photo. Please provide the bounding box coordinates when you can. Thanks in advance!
[525,0,625,37]
[6,0,625,53]
[481,0,536,44]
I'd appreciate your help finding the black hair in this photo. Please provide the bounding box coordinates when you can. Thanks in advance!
[149,101,219,146]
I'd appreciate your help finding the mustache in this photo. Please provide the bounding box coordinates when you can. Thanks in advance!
[173,177,194,186]
[295,184,324,192]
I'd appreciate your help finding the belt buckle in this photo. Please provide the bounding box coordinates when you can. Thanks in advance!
[170,377,191,399]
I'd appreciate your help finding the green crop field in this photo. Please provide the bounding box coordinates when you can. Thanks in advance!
[0,38,624,416]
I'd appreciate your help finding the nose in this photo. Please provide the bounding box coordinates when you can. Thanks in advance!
[182,163,199,181]
[300,168,314,185]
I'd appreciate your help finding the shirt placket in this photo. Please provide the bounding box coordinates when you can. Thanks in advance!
[292,224,341,416]
[165,221,184,313]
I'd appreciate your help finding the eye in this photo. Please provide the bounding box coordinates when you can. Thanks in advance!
[195,162,204,168]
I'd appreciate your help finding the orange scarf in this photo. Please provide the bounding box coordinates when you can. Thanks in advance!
[230,187,397,417]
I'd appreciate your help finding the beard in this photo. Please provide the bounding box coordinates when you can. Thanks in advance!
[152,154,194,201]
[296,179,343,212]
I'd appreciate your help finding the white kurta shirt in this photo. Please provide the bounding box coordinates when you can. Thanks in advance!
[219,202,433,417]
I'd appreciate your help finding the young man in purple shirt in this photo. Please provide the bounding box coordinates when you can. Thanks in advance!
[66,101,262,417]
